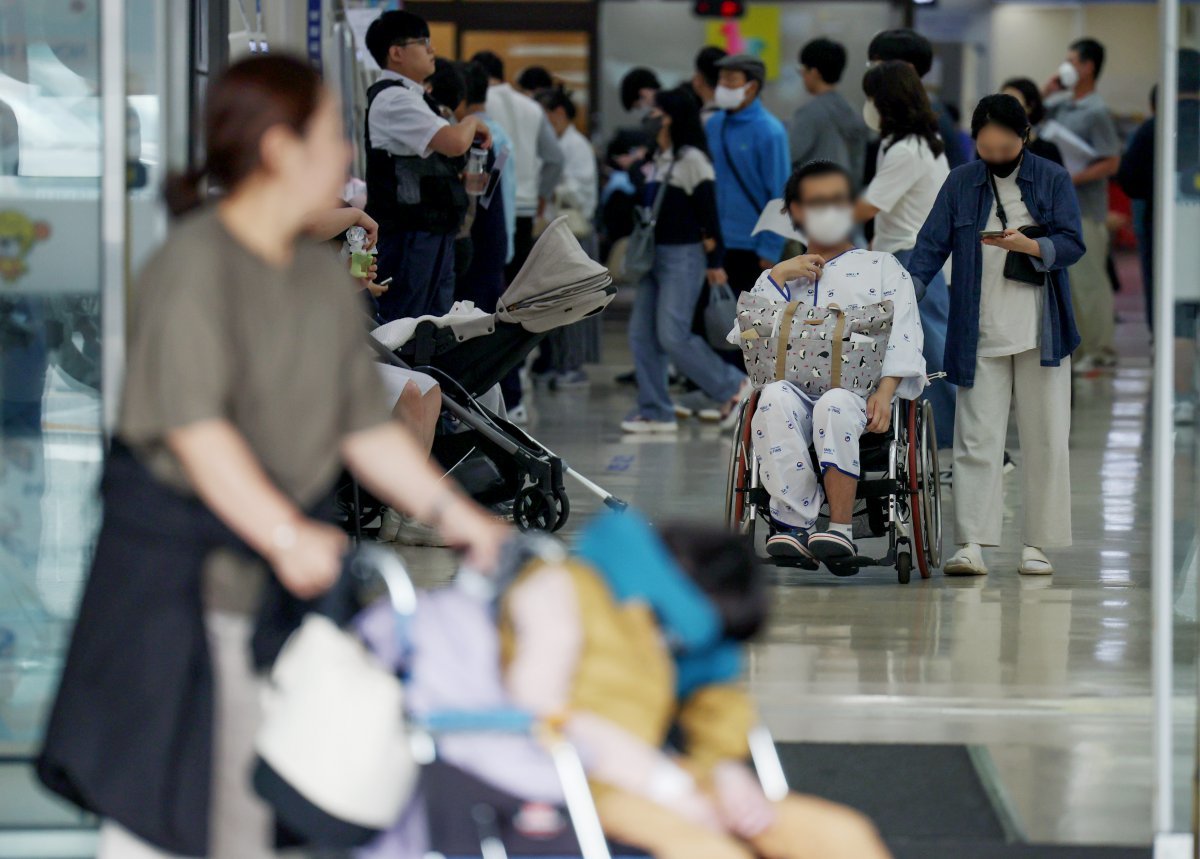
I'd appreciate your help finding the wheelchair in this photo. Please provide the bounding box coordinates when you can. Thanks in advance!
[724,387,943,583]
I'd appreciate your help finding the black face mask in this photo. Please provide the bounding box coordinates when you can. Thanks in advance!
[985,150,1024,179]
[641,114,664,139]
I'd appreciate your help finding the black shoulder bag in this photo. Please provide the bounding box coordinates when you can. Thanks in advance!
[988,170,1048,287]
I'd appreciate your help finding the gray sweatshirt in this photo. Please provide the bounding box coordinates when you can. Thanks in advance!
[788,90,870,189]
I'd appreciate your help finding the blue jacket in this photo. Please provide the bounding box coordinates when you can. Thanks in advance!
[906,153,1085,388]
[706,100,790,263]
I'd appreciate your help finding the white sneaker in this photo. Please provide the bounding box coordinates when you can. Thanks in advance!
[675,390,723,421]
[379,508,447,547]
[718,377,755,430]
[620,416,678,434]
[944,543,988,576]
[1018,546,1054,576]
[507,402,529,425]
[1175,400,1196,426]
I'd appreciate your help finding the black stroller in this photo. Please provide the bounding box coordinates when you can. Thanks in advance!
[340,217,628,536]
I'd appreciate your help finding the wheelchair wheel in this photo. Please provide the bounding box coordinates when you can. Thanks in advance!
[919,399,943,572]
[513,487,559,532]
[907,400,942,579]
[897,550,912,584]
[906,401,931,579]
[724,395,758,537]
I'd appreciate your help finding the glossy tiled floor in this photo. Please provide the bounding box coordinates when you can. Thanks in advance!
[0,266,1191,847]
[455,281,1181,849]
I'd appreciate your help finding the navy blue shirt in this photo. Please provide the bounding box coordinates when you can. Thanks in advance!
[906,153,1085,387]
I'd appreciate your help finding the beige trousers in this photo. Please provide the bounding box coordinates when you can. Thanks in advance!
[953,348,1073,548]
[1069,217,1115,360]
[97,613,277,859]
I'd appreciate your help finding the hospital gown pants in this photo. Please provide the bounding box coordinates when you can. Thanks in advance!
[751,382,868,530]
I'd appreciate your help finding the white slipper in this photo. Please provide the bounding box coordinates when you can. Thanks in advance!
[1018,546,1054,576]
[943,543,988,576]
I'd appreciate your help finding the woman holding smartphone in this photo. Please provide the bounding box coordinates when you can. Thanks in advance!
[39,55,508,858]
[906,94,1084,578]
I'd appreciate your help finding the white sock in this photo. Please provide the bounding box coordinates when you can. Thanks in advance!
[829,522,853,541]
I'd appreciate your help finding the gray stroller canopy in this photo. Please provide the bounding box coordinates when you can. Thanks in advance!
[496,216,614,334]
[371,215,614,351]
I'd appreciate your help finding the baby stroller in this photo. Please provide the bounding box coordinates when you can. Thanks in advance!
[354,544,792,859]
[725,384,943,583]
[342,217,627,535]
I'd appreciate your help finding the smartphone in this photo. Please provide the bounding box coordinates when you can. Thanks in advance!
[979,230,1007,239]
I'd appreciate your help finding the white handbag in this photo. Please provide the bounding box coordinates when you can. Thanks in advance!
[253,547,419,848]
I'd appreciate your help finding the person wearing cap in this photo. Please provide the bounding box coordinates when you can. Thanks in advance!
[705,53,791,295]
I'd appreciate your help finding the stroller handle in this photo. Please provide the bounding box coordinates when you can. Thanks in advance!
[347,544,419,618]
[414,708,538,734]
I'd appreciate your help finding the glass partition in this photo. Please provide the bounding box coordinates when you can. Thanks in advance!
[0,1,173,853]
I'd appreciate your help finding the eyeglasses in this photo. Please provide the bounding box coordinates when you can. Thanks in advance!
[396,37,432,49]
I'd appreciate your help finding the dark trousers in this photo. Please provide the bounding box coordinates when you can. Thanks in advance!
[499,214,537,403]
[375,228,457,323]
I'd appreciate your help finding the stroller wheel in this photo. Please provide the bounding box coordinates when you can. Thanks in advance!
[513,487,560,532]
[550,488,570,532]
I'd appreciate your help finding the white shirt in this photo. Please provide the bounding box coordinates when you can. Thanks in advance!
[728,248,928,400]
[486,83,563,216]
[367,71,448,158]
[864,135,949,255]
[978,170,1042,357]
[553,125,598,218]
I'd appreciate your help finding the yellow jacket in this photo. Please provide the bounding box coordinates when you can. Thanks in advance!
[499,560,755,785]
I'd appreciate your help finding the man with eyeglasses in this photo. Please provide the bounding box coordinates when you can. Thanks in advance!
[364,11,492,322]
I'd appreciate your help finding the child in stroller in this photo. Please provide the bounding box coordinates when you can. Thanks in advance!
[358,513,891,859]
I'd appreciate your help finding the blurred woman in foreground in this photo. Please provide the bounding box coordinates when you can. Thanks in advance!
[38,54,508,858]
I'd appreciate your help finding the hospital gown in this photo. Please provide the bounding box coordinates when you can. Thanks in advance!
[727,250,927,529]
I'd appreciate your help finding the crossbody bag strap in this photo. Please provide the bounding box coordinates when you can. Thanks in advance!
[646,158,676,226]
[720,119,765,215]
[774,300,802,381]
[987,169,1009,230]
[828,305,846,390]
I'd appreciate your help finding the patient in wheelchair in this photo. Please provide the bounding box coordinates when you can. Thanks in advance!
[728,161,926,567]
[499,512,892,859]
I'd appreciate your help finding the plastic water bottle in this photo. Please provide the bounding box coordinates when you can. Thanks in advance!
[347,225,375,279]
[464,147,488,196]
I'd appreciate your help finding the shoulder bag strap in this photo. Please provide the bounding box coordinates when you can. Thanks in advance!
[720,119,766,214]
[828,305,846,391]
[647,158,676,226]
[987,169,1009,230]
[774,300,802,381]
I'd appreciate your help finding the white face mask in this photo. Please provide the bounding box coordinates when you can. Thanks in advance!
[715,84,748,111]
[1057,61,1080,89]
[804,205,855,246]
[862,99,881,133]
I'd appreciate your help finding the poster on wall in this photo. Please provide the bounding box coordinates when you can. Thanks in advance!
[704,5,781,80]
